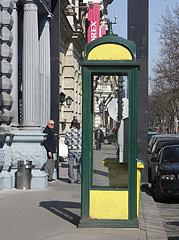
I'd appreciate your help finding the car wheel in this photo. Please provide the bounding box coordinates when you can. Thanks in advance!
[152,179,162,202]
[104,139,109,144]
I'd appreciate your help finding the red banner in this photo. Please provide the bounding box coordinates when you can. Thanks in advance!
[87,3,100,43]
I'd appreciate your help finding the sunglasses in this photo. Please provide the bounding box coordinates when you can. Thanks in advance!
[50,123,55,126]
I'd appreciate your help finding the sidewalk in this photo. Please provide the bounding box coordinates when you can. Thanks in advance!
[0,163,167,240]
[140,185,168,240]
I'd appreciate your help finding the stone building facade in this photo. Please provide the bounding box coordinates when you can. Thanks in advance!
[59,0,112,136]
[0,0,53,190]
[59,0,85,134]
[0,0,113,190]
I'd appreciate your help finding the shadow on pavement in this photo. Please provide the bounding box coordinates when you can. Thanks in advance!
[140,183,152,196]
[168,237,179,240]
[167,221,179,226]
[58,177,69,183]
[61,162,77,170]
[93,169,108,177]
[39,201,80,226]
[61,163,68,168]
[161,197,179,204]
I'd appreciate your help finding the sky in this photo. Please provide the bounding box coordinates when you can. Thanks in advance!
[107,0,178,78]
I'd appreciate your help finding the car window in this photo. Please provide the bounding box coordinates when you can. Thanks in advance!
[157,140,179,155]
[162,146,179,163]
[156,141,171,154]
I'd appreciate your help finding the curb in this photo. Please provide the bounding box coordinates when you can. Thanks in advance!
[140,187,168,240]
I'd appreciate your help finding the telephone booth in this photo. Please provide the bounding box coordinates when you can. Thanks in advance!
[79,24,140,228]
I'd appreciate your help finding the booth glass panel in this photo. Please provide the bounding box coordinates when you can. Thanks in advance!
[92,74,129,188]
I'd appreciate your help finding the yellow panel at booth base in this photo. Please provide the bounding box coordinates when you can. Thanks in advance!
[90,190,128,219]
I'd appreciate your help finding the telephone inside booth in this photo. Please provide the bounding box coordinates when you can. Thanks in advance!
[79,24,141,228]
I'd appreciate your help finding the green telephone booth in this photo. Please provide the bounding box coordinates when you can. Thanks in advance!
[79,24,140,228]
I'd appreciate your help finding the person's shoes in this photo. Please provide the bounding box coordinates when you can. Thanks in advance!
[48,179,56,182]
[75,180,81,184]
[68,180,74,184]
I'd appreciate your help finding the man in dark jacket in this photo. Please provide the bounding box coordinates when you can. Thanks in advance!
[95,126,104,150]
[43,120,57,182]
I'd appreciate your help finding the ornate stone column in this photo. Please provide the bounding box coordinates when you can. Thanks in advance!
[9,0,48,190]
[11,0,18,126]
[22,0,39,127]
[39,15,51,128]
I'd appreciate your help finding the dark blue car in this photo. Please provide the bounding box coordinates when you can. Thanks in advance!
[151,144,179,201]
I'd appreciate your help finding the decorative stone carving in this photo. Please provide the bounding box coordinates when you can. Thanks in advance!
[2,11,14,29]
[0,110,13,124]
[12,147,47,168]
[10,0,18,126]
[1,42,13,60]
[11,131,47,168]
[0,132,14,189]
[1,59,13,77]
[1,27,13,45]
[1,1,14,127]
[1,92,13,110]
[9,130,48,189]
[1,76,13,93]
[2,0,14,13]
[0,151,5,172]
[65,5,76,17]
[1,145,13,170]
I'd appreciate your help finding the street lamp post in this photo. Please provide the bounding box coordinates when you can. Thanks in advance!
[99,101,106,128]
[118,77,124,122]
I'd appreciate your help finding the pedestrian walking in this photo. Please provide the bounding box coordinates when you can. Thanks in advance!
[43,120,57,182]
[73,116,80,129]
[65,119,82,184]
[94,126,104,150]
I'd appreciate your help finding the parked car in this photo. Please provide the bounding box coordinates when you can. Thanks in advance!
[151,144,179,202]
[148,134,179,152]
[147,132,158,143]
[103,134,117,144]
[148,137,179,182]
